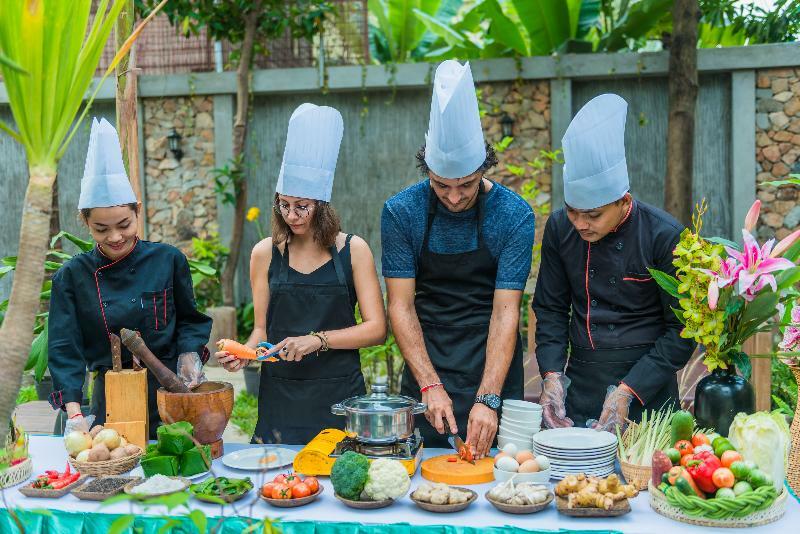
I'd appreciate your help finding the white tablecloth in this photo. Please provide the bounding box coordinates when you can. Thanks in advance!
[2,436,797,533]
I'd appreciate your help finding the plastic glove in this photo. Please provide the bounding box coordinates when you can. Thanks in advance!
[588,385,634,433]
[63,413,95,436]
[540,373,574,429]
[177,352,207,389]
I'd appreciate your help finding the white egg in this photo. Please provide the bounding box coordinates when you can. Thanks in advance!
[495,456,520,473]
[500,442,518,456]
[534,455,550,471]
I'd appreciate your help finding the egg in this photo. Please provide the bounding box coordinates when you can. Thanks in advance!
[518,459,540,473]
[534,455,550,471]
[500,442,518,456]
[515,450,534,464]
[493,451,510,466]
[495,456,520,473]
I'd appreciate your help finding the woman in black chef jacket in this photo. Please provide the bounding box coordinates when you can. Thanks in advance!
[48,118,212,438]
[215,104,386,444]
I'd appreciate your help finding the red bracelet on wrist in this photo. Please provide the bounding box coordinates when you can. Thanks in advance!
[68,413,83,420]
[420,382,444,393]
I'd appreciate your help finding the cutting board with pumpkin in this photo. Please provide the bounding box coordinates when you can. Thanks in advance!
[420,454,494,485]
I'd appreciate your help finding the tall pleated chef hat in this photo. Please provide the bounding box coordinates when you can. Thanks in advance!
[78,118,137,209]
[275,103,344,202]
[562,93,630,210]
[424,60,486,179]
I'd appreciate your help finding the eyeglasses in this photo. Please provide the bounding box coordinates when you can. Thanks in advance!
[275,201,314,219]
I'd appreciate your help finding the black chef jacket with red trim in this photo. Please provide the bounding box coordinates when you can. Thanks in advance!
[47,239,212,408]
[532,199,697,404]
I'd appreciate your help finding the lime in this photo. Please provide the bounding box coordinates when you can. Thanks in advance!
[748,469,773,489]
[715,487,736,499]
[665,448,681,465]
[733,481,753,496]
[729,461,750,481]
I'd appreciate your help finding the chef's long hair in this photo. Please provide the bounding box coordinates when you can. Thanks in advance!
[271,193,341,249]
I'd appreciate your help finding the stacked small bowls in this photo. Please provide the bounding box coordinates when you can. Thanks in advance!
[497,399,542,451]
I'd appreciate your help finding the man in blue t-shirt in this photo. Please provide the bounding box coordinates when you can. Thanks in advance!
[381,60,535,459]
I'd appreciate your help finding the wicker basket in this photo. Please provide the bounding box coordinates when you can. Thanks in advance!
[0,458,32,489]
[68,449,143,476]
[787,367,800,496]
[648,481,786,528]
[617,425,652,491]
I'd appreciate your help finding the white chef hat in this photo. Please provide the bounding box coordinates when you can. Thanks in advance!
[424,60,486,179]
[78,118,137,209]
[562,93,630,210]
[275,103,343,202]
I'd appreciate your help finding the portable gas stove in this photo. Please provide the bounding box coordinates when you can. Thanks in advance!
[293,428,424,477]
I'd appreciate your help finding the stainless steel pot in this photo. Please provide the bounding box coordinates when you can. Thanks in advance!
[331,383,427,443]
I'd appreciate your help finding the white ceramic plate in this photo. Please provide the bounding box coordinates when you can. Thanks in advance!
[532,445,617,458]
[533,428,617,450]
[548,456,616,467]
[221,447,296,471]
[129,466,209,481]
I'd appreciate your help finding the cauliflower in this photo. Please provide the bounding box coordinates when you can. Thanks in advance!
[362,458,410,501]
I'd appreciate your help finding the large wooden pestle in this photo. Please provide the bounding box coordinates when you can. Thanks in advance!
[119,328,190,393]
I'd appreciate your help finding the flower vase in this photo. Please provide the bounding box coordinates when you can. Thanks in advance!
[787,367,800,495]
[694,367,754,436]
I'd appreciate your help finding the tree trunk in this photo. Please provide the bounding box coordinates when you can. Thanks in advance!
[0,170,55,445]
[116,0,144,237]
[663,0,699,226]
[220,1,262,306]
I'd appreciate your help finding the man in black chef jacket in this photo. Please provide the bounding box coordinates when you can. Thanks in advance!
[533,94,696,432]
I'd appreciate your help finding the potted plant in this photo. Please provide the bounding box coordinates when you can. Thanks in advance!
[650,199,800,435]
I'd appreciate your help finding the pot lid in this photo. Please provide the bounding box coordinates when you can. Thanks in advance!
[339,383,418,412]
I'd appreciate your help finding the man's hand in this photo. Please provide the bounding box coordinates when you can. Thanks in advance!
[422,386,457,436]
[541,373,574,429]
[466,403,497,459]
[589,384,634,433]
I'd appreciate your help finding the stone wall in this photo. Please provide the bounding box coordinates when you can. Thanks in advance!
[142,96,218,253]
[755,68,800,241]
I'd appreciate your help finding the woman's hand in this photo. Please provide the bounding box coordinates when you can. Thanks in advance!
[268,335,323,362]
[215,350,249,372]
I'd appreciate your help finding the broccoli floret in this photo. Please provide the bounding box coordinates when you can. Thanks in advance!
[331,451,370,500]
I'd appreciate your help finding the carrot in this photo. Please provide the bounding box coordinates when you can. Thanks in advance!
[217,339,258,360]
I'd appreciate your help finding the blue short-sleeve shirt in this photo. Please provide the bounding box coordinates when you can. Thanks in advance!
[381,179,536,290]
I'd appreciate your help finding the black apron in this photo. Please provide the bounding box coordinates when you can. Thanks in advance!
[565,345,679,427]
[401,183,524,448]
[253,238,365,444]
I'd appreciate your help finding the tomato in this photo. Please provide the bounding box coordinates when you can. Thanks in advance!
[262,482,278,498]
[680,453,695,467]
[712,467,735,489]
[674,440,694,456]
[284,473,302,488]
[304,476,320,494]
[720,450,743,468]
[292,482,311,498]
[691,433,711,447]
[273,473,289,484]
[271,483,292,499]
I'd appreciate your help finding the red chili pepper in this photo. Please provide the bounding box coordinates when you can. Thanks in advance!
[685,450,722,494]
[45,470,59,478]
[447,457,458,462]
[64,462,71,477]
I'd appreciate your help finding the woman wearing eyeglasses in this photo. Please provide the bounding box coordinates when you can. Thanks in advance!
[215,104,386,444]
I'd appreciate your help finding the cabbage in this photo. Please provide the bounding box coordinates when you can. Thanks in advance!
[728,410,791,491]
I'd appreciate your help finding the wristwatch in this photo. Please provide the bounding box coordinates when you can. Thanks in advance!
[475,393,502,410]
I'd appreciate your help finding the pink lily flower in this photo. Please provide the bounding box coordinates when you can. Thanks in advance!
[725,230,795,301]
[744,200,761,233]
[707,279,719,310]
[780,326,800,351]
[770,229,800,259]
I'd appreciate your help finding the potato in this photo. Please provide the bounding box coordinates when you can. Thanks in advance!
[124,445,140,456]
[89,425,104,438]
[109,447,128,460]
[87,443,110,462]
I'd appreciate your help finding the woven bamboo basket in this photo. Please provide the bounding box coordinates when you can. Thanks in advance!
[617,425,651,491]
[0,458,32,489]
[68,449,143,476]
[648,481,786,528]
[787,367,800,496]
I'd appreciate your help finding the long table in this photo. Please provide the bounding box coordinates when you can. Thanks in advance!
[1,436,798,533]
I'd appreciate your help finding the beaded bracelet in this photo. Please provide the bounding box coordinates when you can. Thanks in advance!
[309,331,329,352]
[420,382,444,393]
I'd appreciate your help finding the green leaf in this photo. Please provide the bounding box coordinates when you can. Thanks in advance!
[188,509,207,534]
[783,238,800,263]
[761,178,800,188]
[725,297,744,317]
[597,0,672,51]
[670,306,687,325]
[50,231,94,252]
[25,321,48,378]
[648,268,682,299]
[141,490,189,510]
[777,267,800,290]
[157,519,183,534]
[733,351,752,381]
[481,0,529,55]
[412,9,466,47]
[707,236,740,251]
[100,493,135,507]
[108,515,136,534]
[740,291,780,327]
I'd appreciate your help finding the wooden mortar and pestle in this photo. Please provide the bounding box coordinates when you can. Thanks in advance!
[120,328,234,458]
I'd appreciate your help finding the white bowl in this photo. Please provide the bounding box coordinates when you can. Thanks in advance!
[501,418,540,431]
[493,466,551,484]
[503,400,542,412]
[497,435,532,451]
[501,407,543,423]
[498,426,534,440]
[501,412,542,425]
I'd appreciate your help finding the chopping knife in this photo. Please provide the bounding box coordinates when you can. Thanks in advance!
[445,422,475,464]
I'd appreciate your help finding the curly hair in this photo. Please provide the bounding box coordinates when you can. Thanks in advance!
[414,142,499,177]
[271,193,341,249]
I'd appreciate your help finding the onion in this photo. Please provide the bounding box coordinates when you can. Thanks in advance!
[93,428,121,450]
[64,431,93,457]
[76,449,91,463]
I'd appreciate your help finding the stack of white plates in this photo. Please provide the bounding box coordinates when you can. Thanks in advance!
[532,428,617,480]
[497,399,542,452]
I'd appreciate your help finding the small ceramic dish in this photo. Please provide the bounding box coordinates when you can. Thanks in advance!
[410,486,477,513]
[260,486,323,508]
[123,477,190,499]
[334,492,393,509]
[485,491,553,514]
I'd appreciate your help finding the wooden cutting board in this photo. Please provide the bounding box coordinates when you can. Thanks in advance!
[420,454,494,485]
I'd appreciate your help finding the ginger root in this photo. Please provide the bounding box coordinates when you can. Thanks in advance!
[557,473,637,509]
[555,474,588,497]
